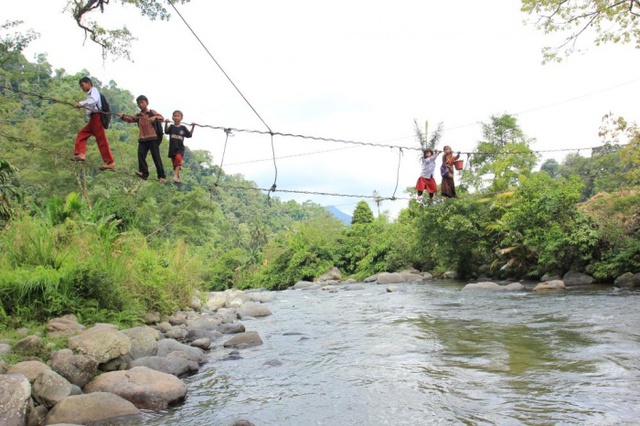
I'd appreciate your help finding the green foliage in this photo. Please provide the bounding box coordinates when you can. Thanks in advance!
[0,158,22,225]
[465,114,539,193]
[521,0,640,63]
[67,0,192,60]
[499,173,598,277]
[351,200,374,225]
[252,216,345,289]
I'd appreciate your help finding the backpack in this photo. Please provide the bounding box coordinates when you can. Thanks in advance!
[99,93,111,129]
[149,110,164,143]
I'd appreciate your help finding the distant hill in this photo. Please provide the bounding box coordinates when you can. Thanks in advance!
[326,206,352,225]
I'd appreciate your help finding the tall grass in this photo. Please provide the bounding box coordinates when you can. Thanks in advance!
[0,207,206,327]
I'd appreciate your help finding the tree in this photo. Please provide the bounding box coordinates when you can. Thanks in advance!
[66,0,191,60]
[351,201,374,225]
[414,119,443,151]
[540,158,560,178]
[0,159,21,225]
[466,114,539,193]
[521,0,640,63]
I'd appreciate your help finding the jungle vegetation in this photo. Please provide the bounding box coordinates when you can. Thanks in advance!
[1,20,639,332]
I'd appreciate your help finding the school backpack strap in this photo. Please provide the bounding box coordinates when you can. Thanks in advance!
[99,93,111,129]
[148,110,164,142]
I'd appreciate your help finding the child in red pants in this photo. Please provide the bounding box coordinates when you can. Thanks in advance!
[164,110,195,183]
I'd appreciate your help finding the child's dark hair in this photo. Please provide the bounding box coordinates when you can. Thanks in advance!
[79,76,92,86]
[136,95,149,103]
[423,148,434,157]
[173,110,183,117]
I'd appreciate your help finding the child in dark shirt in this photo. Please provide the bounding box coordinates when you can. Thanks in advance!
[164,110,195,183]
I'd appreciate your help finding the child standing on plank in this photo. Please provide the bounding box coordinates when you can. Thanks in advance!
[118,95,167,182]
[441,145,461,199]
[415,148,440,203]
[164,110,195,183]
[71,77,116,170]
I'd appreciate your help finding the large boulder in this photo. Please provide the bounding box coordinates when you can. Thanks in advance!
[46,314,85,338]
[238,302,272,319]
[376,272,405,284]
[614,272,640,288]
[44,392,140,424]
[121,326,160,360]
[6,360,51,383]
[0,374,31,426]
[49,348,99,388]
[291,281,317,290]
[32,369,72,408]
[156,339,206,364]
[462,282,524,292]
[315,267,342,282]
[223,331,263,349]
[67,324,132,364]
[562,271,594,287]
[130,356,199,377]
[399,268,423,282]
[533,280,566,292]
[13,335,43,356]
[84,366,187,410]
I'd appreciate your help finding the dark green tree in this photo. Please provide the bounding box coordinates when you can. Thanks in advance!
[351,201,374,225]
[466,114,539,193]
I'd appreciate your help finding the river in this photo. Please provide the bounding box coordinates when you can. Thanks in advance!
[139,281,640,425]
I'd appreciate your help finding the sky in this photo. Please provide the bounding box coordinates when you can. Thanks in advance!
[6,0,640,218]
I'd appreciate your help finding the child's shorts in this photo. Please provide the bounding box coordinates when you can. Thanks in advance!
[171,153,183,168]
[416,176,437,194]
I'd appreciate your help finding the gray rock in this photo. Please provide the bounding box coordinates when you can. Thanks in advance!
[157,339,206,364]
[533,280,566,292]
[32,369,72,408]
[223,331,263,349]
[67,324,132,364]
[7,360,51,383]
[191,337,212,350]
[121,326,159,360]
[238,302,272,319]
[363,274,378,283]
[462,282,524,292]
[342,285,364,291]
[46,314,85,338]
[315,266,342,282]
[614,272,640,288]
[44,392,140,425]
[49,349,98,388]
[26,402,48,426]
[376,272,405,284]
[185,329,222,343]
[84,366,187,410]
[0,343,11,357]
[541,273,561,282]
[164,325,188,340]
[14,335,43,355]
[562,271,594,286]
[292,281,316,289]
[0,374,31,426]
[130,356,199,377]
[217,323,246,334]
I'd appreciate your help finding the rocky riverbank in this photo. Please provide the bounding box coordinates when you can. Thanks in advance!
[0,289,274,426]
[1,267,638,425]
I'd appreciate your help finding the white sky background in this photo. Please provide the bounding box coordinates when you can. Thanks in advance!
[7,0,640,218]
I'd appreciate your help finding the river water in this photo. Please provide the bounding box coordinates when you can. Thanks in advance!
[140,281,640,425]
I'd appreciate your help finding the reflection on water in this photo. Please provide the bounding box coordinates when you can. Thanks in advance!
[139,282,640,426]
